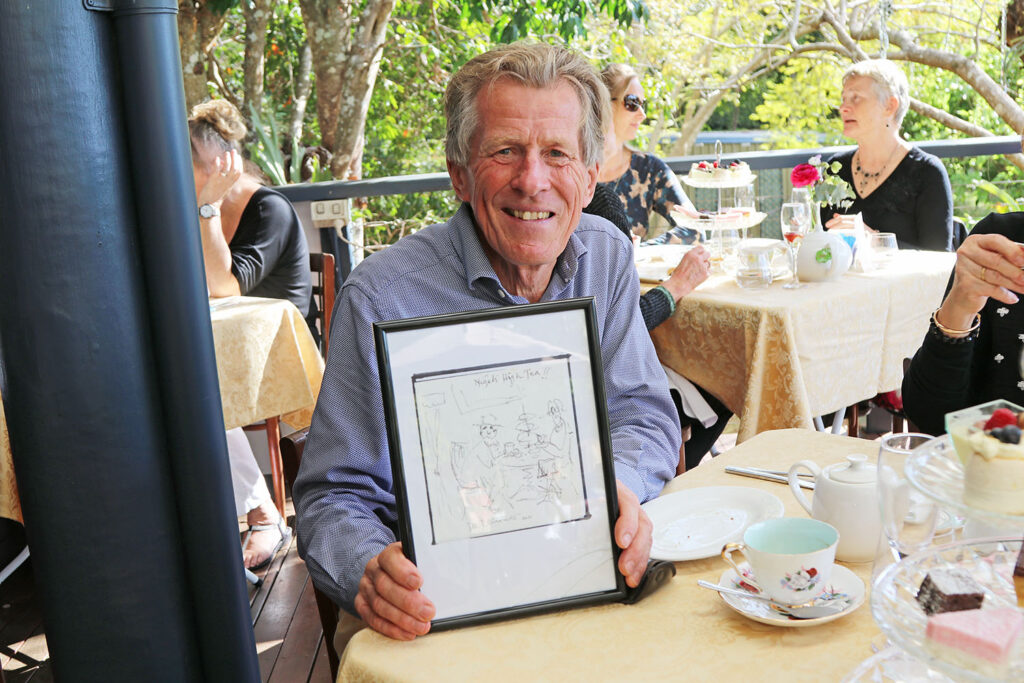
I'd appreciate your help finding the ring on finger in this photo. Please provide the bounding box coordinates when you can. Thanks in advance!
[980,266,988,283]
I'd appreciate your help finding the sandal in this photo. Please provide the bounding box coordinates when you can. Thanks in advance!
[242,516,292,571]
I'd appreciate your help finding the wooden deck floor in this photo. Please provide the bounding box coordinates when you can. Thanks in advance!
[0,512,333,682]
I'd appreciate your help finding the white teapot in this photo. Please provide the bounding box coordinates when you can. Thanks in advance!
[796,230,852,282]
[787,454,881,563]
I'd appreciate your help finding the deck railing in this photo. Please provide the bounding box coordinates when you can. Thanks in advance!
[276,135,1023,279]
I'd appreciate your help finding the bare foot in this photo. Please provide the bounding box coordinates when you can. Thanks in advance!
[243,502,286,569]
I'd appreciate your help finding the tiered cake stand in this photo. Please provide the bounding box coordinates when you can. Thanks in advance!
[861,435,1024,682]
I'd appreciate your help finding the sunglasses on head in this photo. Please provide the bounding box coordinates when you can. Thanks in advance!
[617,94,646,112]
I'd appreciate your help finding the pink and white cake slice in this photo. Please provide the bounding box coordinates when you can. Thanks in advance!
[925,606,1023,674]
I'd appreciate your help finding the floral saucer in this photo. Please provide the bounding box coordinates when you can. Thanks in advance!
[715,563,865,628]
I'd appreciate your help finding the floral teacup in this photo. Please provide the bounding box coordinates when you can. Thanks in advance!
[721,517,838,605]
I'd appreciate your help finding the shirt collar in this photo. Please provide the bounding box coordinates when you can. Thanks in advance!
[450,203,589,301]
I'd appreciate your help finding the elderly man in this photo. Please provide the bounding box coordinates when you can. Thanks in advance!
[294,42,680,641]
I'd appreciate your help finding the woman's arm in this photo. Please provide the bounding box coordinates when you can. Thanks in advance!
[197,150,243,297]
[912,156,954,251]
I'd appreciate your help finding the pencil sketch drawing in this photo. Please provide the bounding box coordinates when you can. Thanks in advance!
[411,354,590,544]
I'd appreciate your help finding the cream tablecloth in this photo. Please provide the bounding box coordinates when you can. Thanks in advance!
[650,250,955,442]
[337,429,883,683]
[0,295,324,523]
[210,295,323,431]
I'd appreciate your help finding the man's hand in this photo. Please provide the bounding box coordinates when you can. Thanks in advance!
[937,233,1024,333]
[661,245,710,300]
[614,480,653,588]
[354,542,435,640]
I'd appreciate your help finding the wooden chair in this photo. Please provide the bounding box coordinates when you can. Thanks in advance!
[244,252,336,518]
[309,252,336,354]
[280,428,341,679]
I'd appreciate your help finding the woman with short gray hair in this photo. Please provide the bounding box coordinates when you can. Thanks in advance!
[824,58,953,250]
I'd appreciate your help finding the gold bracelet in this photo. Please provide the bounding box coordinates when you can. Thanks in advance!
[931,308,981,337]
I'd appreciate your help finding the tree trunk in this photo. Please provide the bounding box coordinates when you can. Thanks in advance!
[177,2,230,110]
[299,0,395,180]
[289,42,313,146]
[1007,0,1024,60]
[242,0,274,121]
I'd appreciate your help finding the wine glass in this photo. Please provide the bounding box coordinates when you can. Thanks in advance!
[780,202,810,289]
[873,433,939,578]
[869,232,899,269]
[734,183,756,212]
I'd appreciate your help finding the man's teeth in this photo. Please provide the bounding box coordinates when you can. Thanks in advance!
[510,209,551,220]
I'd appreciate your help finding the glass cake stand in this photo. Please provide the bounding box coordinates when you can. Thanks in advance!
[681,173,759,190]
[905,435,1024,533]
[870,537,1024,682]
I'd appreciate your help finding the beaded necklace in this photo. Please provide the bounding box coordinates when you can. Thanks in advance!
[852,143,901,193]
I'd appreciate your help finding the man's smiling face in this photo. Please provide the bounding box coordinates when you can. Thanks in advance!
[448,77,598,287]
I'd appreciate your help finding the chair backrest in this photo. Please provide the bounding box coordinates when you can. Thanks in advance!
[309,252,336,354]
[951,219,968,251]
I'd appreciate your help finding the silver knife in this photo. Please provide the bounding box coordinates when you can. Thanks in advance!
[724,466,814,490]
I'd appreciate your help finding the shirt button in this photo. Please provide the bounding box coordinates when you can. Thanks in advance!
[498,290,506,298]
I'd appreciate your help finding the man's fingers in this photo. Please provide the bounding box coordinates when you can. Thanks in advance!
[354,590,419,641]
[375,543,423,590]
[361,572,432,636]
[618,510,652,587]
[357,543,435,640]
[614,481,638,550]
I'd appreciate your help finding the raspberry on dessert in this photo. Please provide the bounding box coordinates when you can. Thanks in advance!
[984,408,1017,430]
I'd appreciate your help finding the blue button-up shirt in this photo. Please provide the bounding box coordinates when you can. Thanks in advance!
[294,204,681,613]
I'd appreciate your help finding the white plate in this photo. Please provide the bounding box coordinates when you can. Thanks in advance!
[670,210,767,231]
[681,174,759,189]
[871,537,1024,682]
[643,486,784,561]
[716,563,865,628]
[843,646,954,683]
[634,245,693,283]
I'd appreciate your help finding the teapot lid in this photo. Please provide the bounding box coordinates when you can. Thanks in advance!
[827,454,876,484]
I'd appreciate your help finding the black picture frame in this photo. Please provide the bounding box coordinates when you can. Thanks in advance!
[373,298,625,630]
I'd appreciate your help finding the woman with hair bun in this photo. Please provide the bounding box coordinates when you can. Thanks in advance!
[188,99,313,317]
[189,99,314,569]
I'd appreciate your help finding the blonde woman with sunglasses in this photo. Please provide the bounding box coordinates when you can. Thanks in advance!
[598,63,698,243]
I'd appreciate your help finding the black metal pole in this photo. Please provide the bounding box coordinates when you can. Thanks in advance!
[0,2,258,679]
[109,2,260,680]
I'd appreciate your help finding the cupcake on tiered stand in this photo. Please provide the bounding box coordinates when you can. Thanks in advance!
[848,401,1024,682]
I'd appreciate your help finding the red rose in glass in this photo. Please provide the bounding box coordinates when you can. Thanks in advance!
[790,163,820,188]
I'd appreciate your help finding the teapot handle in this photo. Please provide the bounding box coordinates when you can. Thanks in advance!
[787,460,820,515]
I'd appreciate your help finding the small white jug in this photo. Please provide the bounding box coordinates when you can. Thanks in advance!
[787,455,881,563]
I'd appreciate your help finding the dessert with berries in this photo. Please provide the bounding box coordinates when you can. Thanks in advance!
[687,159,752,183]
[962,406,1024,514]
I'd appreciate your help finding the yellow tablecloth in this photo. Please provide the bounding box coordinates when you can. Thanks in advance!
[0,295,324,523]
[650,250,955,442]
[210,296,324,431]
[337,429,883,683]
[0,402,20,523]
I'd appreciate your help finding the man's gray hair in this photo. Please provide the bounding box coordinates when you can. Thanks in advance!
[842,59,910,127]
[444,42,608,168]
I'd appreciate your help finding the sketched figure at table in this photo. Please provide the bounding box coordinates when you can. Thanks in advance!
[412,354,590,544]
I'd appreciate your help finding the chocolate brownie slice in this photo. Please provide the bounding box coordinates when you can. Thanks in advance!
[916,568,985,615]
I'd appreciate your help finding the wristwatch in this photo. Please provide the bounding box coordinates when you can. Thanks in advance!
[198,203,219,219]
